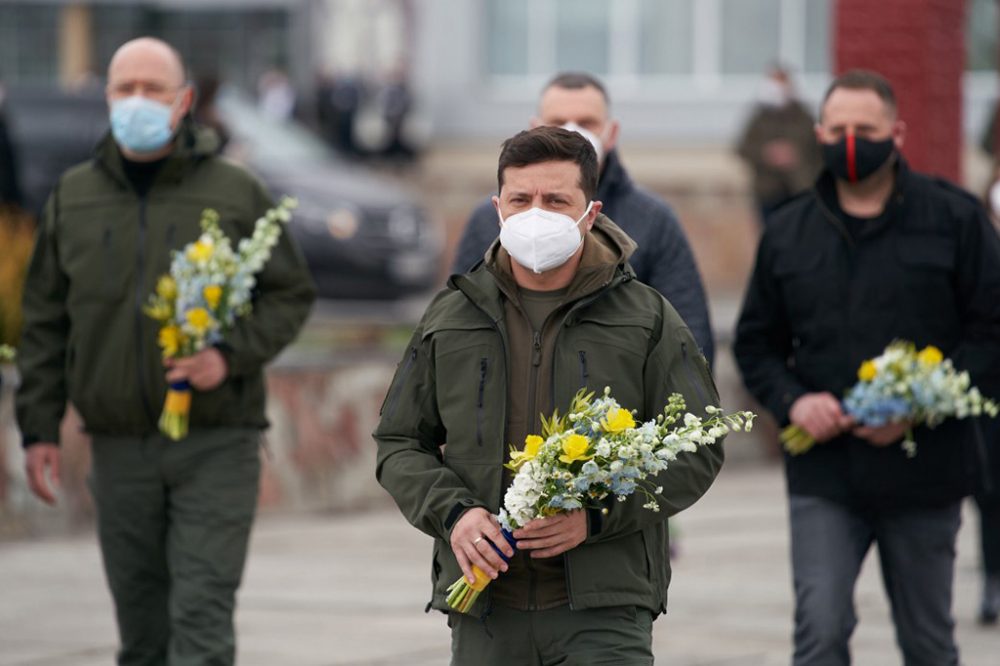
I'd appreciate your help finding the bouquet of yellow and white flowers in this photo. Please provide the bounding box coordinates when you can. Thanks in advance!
[0,344,15,363]
[445,387,754,612]
[782,340,999,457]
[144,197,296,440]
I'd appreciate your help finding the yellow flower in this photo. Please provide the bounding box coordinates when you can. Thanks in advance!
[509,435,544,467]
[155,275,177,301]
[158,325,184,358]
[185,307,214,334]
[858,360,877,382]
[917,345,944,367]
[186,239,214,263]
[203,285,223,310]
[143,301,173,322]
[601,407,636,433]
[559,433,593,464]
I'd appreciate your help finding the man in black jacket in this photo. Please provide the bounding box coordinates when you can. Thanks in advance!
[451,72,714,366]
[734,70,1000,666]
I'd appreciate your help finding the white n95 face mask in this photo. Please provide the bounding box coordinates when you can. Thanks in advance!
[498,202,593,274]
[561,122,604,164]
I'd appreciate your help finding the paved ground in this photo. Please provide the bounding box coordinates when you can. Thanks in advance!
[1,463,998,665]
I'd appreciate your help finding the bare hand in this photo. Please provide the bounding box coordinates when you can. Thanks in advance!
[854,421,910,447]
[25,443,60,505]
[165,348,228,390]
[450,508,513,584]
[514,510,587,558]
[789,392,853,443]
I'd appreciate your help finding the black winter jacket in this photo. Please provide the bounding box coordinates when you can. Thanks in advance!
[451,150,715,366]
[734,160,1000,509]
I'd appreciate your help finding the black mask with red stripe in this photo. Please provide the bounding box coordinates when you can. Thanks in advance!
[821,131,895,183]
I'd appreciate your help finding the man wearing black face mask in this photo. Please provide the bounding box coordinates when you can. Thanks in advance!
[734,69,1000,666]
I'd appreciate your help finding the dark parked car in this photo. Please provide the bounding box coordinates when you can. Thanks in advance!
[5,86,443,300]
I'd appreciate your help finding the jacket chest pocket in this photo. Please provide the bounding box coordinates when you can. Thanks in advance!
[563,318,651,415]
[431,326,504,462]
[774,252,841,332]
[61,222,134,305]
[893,235,956,310]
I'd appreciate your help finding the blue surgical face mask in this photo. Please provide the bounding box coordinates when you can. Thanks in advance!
[110,95,177,154]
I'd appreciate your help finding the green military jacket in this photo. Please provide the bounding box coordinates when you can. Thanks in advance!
[16,122,316,444]
[374,216,724,616]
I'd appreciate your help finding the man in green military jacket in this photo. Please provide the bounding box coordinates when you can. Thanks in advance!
[16,38,315,665]
[374,126,723,665]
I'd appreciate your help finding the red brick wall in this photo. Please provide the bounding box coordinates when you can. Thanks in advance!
[835,0,966,184]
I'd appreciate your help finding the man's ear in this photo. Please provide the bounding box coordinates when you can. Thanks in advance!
[172,85,195,127]
[602,120,620,153]
[492,195,503,227]
[583,200,603,232]
[892,119,906,151]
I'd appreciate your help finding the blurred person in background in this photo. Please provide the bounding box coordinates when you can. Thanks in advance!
[977,168,1000,625]
[376,126,723,664]
[734,69,1000,666]
[735,64,822,227]
[16,37,315,666]
[257,67,297,122]
[0,78,22,209]
[192,74,230,153]
[451,72,714,367]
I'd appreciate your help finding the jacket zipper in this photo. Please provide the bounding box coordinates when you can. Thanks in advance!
[526,330,542,435]
[103,228,114,295]
[383,347,417,420]
[549,275,625,611]
[476,357,488,446]
[135,197,157,425]
[462,299,511,615]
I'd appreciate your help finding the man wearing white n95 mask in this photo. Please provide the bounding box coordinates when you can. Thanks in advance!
[452,71,714,367]
[375,126,723,664]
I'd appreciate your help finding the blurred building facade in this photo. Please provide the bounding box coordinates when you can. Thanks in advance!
[1,0,996,145]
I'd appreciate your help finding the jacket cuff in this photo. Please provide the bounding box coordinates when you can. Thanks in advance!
[22,433,59,449]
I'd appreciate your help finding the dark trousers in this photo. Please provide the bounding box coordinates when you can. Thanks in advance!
[789,494,961,666]
[89,428,261,666]
[977,492,1000,577]
[449,604,654,665]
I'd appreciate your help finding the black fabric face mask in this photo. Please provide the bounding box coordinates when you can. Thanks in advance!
[821,133,895,183]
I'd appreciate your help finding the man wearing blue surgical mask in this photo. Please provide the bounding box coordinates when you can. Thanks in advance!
[452,72,714,367]
[17,38,315,665]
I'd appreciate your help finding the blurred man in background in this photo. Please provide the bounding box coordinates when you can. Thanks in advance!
[17,37,314,665]
[735,64,822,226]
[452,72,714,366]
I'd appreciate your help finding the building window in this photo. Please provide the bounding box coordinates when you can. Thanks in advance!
[967,0,998,72]
[483,0,831,86]
[0,6,60,84]
[554,0,610,74]
[719,0,781,75]
[638,0,695,75]
[486,0,530,75]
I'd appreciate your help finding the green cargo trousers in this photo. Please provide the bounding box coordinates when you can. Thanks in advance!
[89,428,261,666]
[449,603,654,665]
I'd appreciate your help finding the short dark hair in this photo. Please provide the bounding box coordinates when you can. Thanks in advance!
[821,69,897,116]
[497,126,599,201]
[543,71,610,107]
